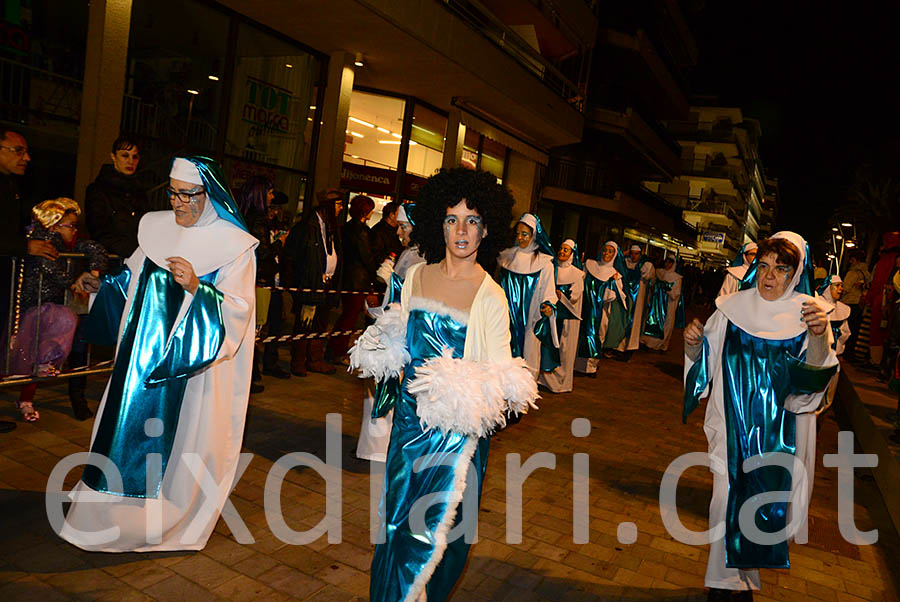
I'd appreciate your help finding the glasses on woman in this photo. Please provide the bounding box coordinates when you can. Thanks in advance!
[166,187,206,204]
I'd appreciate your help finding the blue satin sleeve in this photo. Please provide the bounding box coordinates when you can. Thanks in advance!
[534,304,560,372]
[683,338,710,423]
[372,376,401,418]
[785,352,838,396]
[146,280,226,384]
[81,266,132,346]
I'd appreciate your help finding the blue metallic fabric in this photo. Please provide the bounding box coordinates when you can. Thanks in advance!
[176,156,250,233]
[372,272,406,418]
[643,279,673,339]
[675,292,686,329]
[555,283,577,322]
[534,310,560,372]
[622,255,649,331]
[371,308,489,602]
[577,274,628,358]
[82,266,132,347]
[500,267,539,358]
[731,243,752,267]
[829,321,844,351]
[721,322,805,569]
[816,275,834,296]
[683,337,710,423]
[82,259,225,498]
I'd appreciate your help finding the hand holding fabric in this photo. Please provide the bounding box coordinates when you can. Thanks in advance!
[801,300,828,336]
[684,318,704,347]
[167,256,199,294]
[540,302,553,317]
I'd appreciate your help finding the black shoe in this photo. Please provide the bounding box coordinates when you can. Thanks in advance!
[707,588,732,602]
[69,378,93,421]
[262,365,291,379]
[0,420,16,433]
[250,383,265,394]
[732,591,753,601]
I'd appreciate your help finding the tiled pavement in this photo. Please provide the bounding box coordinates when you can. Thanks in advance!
[1,332,899,601]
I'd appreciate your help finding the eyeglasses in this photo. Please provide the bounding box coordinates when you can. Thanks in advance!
[54,223,77,229]
[0,145,29,157]
[166,187,206,204]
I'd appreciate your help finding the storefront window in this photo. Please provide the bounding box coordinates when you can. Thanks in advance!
[406,103,446,178]
[480,137,507,183]
[124,0,228,152]
[344,89,406,170]
[461,129,480,170]
[225,23,319,171]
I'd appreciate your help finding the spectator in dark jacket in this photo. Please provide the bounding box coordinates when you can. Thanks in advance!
[328,194,375,361]
[369,200,403,273]
[85,136,150,260]
[283,188,344,376]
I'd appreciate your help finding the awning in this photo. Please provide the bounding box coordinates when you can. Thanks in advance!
[459,108,549,166]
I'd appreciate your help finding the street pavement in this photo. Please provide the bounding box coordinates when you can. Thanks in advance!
[0,332,898,601]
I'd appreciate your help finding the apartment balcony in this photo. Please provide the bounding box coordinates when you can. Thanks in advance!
[680,156,751,191]
[667,120,737,144]
[585,106,681,179]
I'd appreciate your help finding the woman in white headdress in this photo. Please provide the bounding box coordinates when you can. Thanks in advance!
[575,241,628,375]
[641,256,683,351]
[816,274,851,415]
[683,231,837,598]
[718,242,758,298]
[58,157,258,552]
[539,239,584,392]
[498,213,559,376]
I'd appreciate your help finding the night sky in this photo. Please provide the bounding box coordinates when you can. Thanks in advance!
[689,1,900,247]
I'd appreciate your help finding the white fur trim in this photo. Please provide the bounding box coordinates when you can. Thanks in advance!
[407,351,539,437]
[408,296,470,325]
[403,437,478,602]
[349,303,409,381]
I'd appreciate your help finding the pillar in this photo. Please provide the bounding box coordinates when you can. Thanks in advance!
[314,51,355,192]
[73,0,133,206]
[441,107,465,169]
[505,150,540,217]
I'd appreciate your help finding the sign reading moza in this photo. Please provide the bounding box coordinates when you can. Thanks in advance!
[242,76,292,133]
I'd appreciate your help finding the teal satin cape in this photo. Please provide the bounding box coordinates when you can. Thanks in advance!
[577,274,628,358]
[683,321,836,568]
[499,267,559,372]
[81,258,225,498]
[371,307,489,601]
[643,278,682,338]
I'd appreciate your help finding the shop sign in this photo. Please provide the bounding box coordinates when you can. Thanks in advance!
[242,76,292,133]
[700,230,726,246]
[341,162,428,198]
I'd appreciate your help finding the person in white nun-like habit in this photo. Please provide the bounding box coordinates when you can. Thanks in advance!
[575,241,629,376]
[357,204,426,462]
[621,244,655,357]
[498,213,559,377]
[683,231,837,599]
[58,157,258,552]
[816,274,851,416]
[718,242,758,298]
[539,239,584,393]
[641,256,684,352]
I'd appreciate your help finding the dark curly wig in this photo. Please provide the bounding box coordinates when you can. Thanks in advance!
[409,168,515,271]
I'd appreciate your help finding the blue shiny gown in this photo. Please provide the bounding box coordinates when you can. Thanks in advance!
[500,268,558,371]
[370,306,490,602]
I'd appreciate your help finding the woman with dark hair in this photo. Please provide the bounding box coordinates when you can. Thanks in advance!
[498,213,559,376]
[328,194,376,360]
[683,232,837,599]
[236,176,289,384]
[351,168,536,601]
[85,135,150,259]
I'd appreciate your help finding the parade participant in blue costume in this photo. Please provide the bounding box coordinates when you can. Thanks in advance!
[498,213,559,375]
[59,157,258,552]
[358,204,425,462]
[351,168,537,602]
[683,232,837,599]
[539,239,584,392]
[642,256,684,351]
[718,242,758,298]
[576,241,628,375]
[816,275,851,416]
[622,244,655,355]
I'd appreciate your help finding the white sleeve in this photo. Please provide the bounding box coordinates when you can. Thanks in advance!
[212,249,256,361]
[670,277,682,301]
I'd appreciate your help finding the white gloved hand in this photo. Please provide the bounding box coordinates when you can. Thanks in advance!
[375,257,395,284]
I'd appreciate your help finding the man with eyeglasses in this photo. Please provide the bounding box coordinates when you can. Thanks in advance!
[0,129,54,433]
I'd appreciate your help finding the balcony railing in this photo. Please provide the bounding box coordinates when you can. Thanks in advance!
[545,156,617,197]
[0,56,82,129]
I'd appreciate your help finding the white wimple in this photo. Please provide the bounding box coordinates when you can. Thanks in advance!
[403,436,479,602]
[407,350,539,438]
[348,303,409,381]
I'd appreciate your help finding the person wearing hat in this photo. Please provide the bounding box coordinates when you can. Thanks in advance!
[539,239,584,392]
[816,275,851,415]
[683,232,837,599]
[576,241,628,375]
[58,156,258,552]
[718,242,758,299]
[622,244,655,357]
[282,188,344,376]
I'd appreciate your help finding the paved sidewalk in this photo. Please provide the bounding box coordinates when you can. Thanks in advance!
[0,335,898,601]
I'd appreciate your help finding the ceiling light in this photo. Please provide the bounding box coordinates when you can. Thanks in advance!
[845,241,856,247]
[208,75,219,81]
[377,127,390,134]
[841,222,853,227]
[285,63,293,68]
[187,89,199,95]
[409,141,417,145]
[835,235,842,240]
[350,131,364,138]
[354,52,364,67]
[309,105,316,110]
[351,154,360,159]
[391,132,402,139]
[831,227,839,232]
[378,140,401,144]
[349,116,375,128]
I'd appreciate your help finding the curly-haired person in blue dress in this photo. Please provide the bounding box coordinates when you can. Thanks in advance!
[351,168,538,601]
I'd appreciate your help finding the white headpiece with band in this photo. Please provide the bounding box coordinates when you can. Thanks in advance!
[630,245,642,253]
[397,205,409,224]
[562,239,576,250]
[169,158,204,185]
